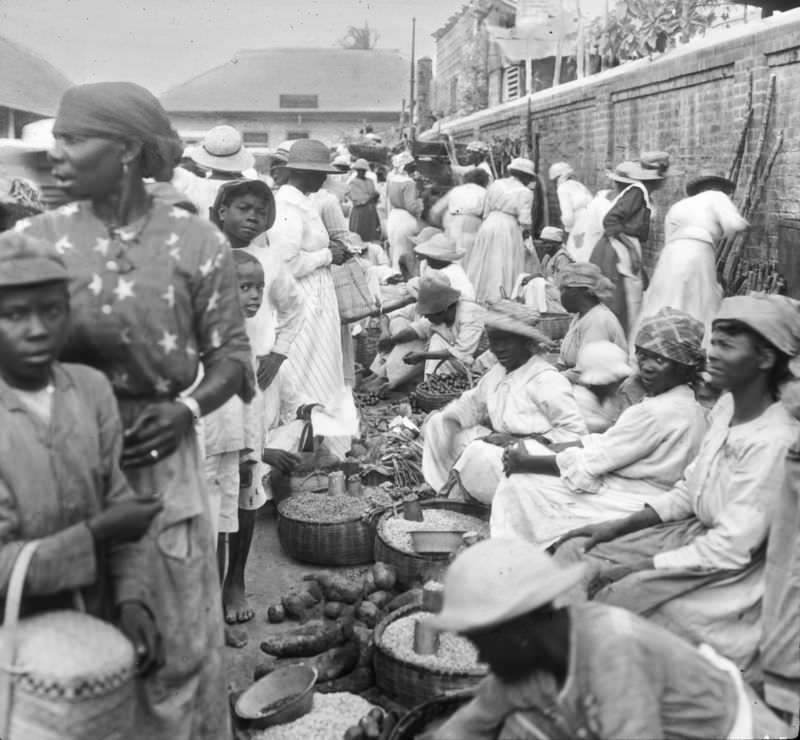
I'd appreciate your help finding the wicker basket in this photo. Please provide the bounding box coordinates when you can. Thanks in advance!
[0,541,136,740]
[355,318,382,370]
[388,692,475,740]
[412,359,476,413]
[373,605,487,707]
[538,312,572,340]
[288,470,329,494]
[277,493,376,566]
[373,500,489,588]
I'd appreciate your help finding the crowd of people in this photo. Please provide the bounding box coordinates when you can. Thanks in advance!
[0,77,798,739]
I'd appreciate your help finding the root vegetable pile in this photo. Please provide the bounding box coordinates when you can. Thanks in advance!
[379,510,489,554]
[378,613,486,674]
[251,692,375,740]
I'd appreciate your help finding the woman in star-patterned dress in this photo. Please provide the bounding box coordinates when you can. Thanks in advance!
[20,82,253,740]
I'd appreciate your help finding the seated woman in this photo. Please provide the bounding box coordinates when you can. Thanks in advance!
[555,293,800,673]
[557,263,627,372]
[422,300,586,501]
[510,227,570,314]
[492,308,708,546]
[571,341,633,433]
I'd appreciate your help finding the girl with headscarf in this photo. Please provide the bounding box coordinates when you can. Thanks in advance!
[556,293,800,675]
[21,81,254,740]
[637,172,748,347]
[548,161,593,260]
[467,158,537,303]
[557,263,628,370]
[386,153,423,273]
[422,300,586,503]
[492,308,708,546]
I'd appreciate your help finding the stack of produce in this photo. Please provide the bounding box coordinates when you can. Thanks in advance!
[355,418,425,489]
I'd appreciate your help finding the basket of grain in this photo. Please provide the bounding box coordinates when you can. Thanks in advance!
[373,500,489,588]
[538,312,572,340]
[277,488,395,566]
[412,359,477,413]
[374,605,488,707]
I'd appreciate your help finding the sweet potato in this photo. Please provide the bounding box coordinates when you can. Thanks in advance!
[259,621,346,658]
[323,601,343,619]
[308,641,359,682]
[366,590,391,609]
[299,590,319,608]
[267,604,285,623]
[356,600,381,628]
[281,593,307,621]
[305,580,324,603]
[362,570,378,597]
[372,562,397,591]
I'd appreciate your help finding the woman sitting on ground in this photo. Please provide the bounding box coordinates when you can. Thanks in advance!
[555,293,800,674]
[491,308,708,546]
[558,263,627,372]
[422,300,586,503]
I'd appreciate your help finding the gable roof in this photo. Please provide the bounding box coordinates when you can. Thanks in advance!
[0,35,72,116]
[160,48,408,114]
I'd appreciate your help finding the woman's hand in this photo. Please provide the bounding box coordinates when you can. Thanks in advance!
[403,351,425,365]
[122,402,194,467]
[88,497,163,542]
[502,442,528,476]
[262,448,301,474]
[118,601,165,676]
[329,243,348,265]
[552,519,626,553]
[257,352,286,391]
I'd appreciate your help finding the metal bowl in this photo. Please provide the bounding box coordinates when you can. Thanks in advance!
[234,664,318,729]
[410,530,467,555]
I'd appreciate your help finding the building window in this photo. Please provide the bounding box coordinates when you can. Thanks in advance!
[242,132,269,146]
[286,131,309,140]
[449,77,458,112]
[279,94,319,109]
[502,64,522,102]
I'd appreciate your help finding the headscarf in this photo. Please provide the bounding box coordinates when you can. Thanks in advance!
[558,263,614,303]
[53,82,184,182]
[715,292,800,358]
[484,299,550,345]
[635,307,705,368]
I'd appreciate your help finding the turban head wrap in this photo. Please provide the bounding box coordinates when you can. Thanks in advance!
[714,292,800,359]
[635,308,705,368]
[558,262,615,304]
[53,82,183,182]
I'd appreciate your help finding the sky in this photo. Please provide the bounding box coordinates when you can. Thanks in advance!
[1,0,460,95]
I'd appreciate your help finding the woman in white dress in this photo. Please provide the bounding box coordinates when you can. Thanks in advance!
[439,168,488,271]
[548,161,593,260]
[637,172,748,346]
[467,158,536,303]
[492,308,708,546]
[386,153,423,273]
[267,139,351,458]
[422,300,586,502]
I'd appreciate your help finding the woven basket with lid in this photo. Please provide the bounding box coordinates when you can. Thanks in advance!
[0,541,136,740]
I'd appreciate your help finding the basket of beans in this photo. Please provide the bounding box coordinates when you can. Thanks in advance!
[412,359,478,412]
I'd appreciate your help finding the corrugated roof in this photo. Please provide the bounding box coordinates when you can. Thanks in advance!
[160,48,409,114]
[0,35,72,116]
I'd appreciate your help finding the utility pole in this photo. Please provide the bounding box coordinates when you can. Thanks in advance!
[409,17,417,145]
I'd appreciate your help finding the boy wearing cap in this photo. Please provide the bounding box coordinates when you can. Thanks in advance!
[0,231,163,675]
[424,539,789,740]
[407,233,475,300]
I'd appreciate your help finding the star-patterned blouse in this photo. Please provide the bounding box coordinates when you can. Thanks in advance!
[18,200,253,400]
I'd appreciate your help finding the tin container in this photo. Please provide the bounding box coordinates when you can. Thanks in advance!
[327,471,346,496]
[346,475,362,497]
[403,496,424,521]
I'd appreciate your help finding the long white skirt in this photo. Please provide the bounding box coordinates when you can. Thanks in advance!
[467,211,525,302]
[387,208,419,273]
[490,473,662,547]
[422,413,491,493]
[637,237,722,348]
[447,213,482,272]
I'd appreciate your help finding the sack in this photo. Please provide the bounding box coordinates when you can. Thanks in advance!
[331,259,375,323]
[0,541,136,740]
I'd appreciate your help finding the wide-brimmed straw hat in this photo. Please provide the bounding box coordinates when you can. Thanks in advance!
[410,226,444,246]
[426,539,586,633]
[284,139,339,173]
[413,234,465,263]
[608,151,671,183]
[416,277,460,315]
[576,341,632,386]
[352,158,370,171]
[507,157,536,178]
[332,153,351,169]
[187,125,255,173]
[484,299,551,345]
[547,162,573,181]
[686,170,736,197]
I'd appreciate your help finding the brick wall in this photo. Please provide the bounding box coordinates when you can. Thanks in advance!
[426,11,800,297]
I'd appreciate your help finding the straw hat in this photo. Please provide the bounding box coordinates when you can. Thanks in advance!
[413,234,465,263]
[547,162,573,181]
[410,226,443,246]
[416,277,461,315]
[332,153,351,169]
[484,299,551,345]
[393,151,414,171]
[352,158,370,171]
[608,151,671,183]
[507,157,536,178]
[187,125,255,173]
[686,170,735,197]
[466,140,489,153]
[284,139,339,173]
[575,341,632,386]
[426,539,586,633]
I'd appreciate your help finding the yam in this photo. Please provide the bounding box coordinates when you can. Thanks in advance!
[259,621,346,658]
[281,593,307,621]
[362,570,377,597]
[315,665,375,694]
[355,600,381,628]
[385,589,422,613]
[267,604,285,623]
[372,562,397,591]
[359,716,381,739]
[299,590,319,608]
[366,590,391,609]
[308,641,359,682]
[305,580,324,603]
[323,601,343,619]
[339,583,362,605]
